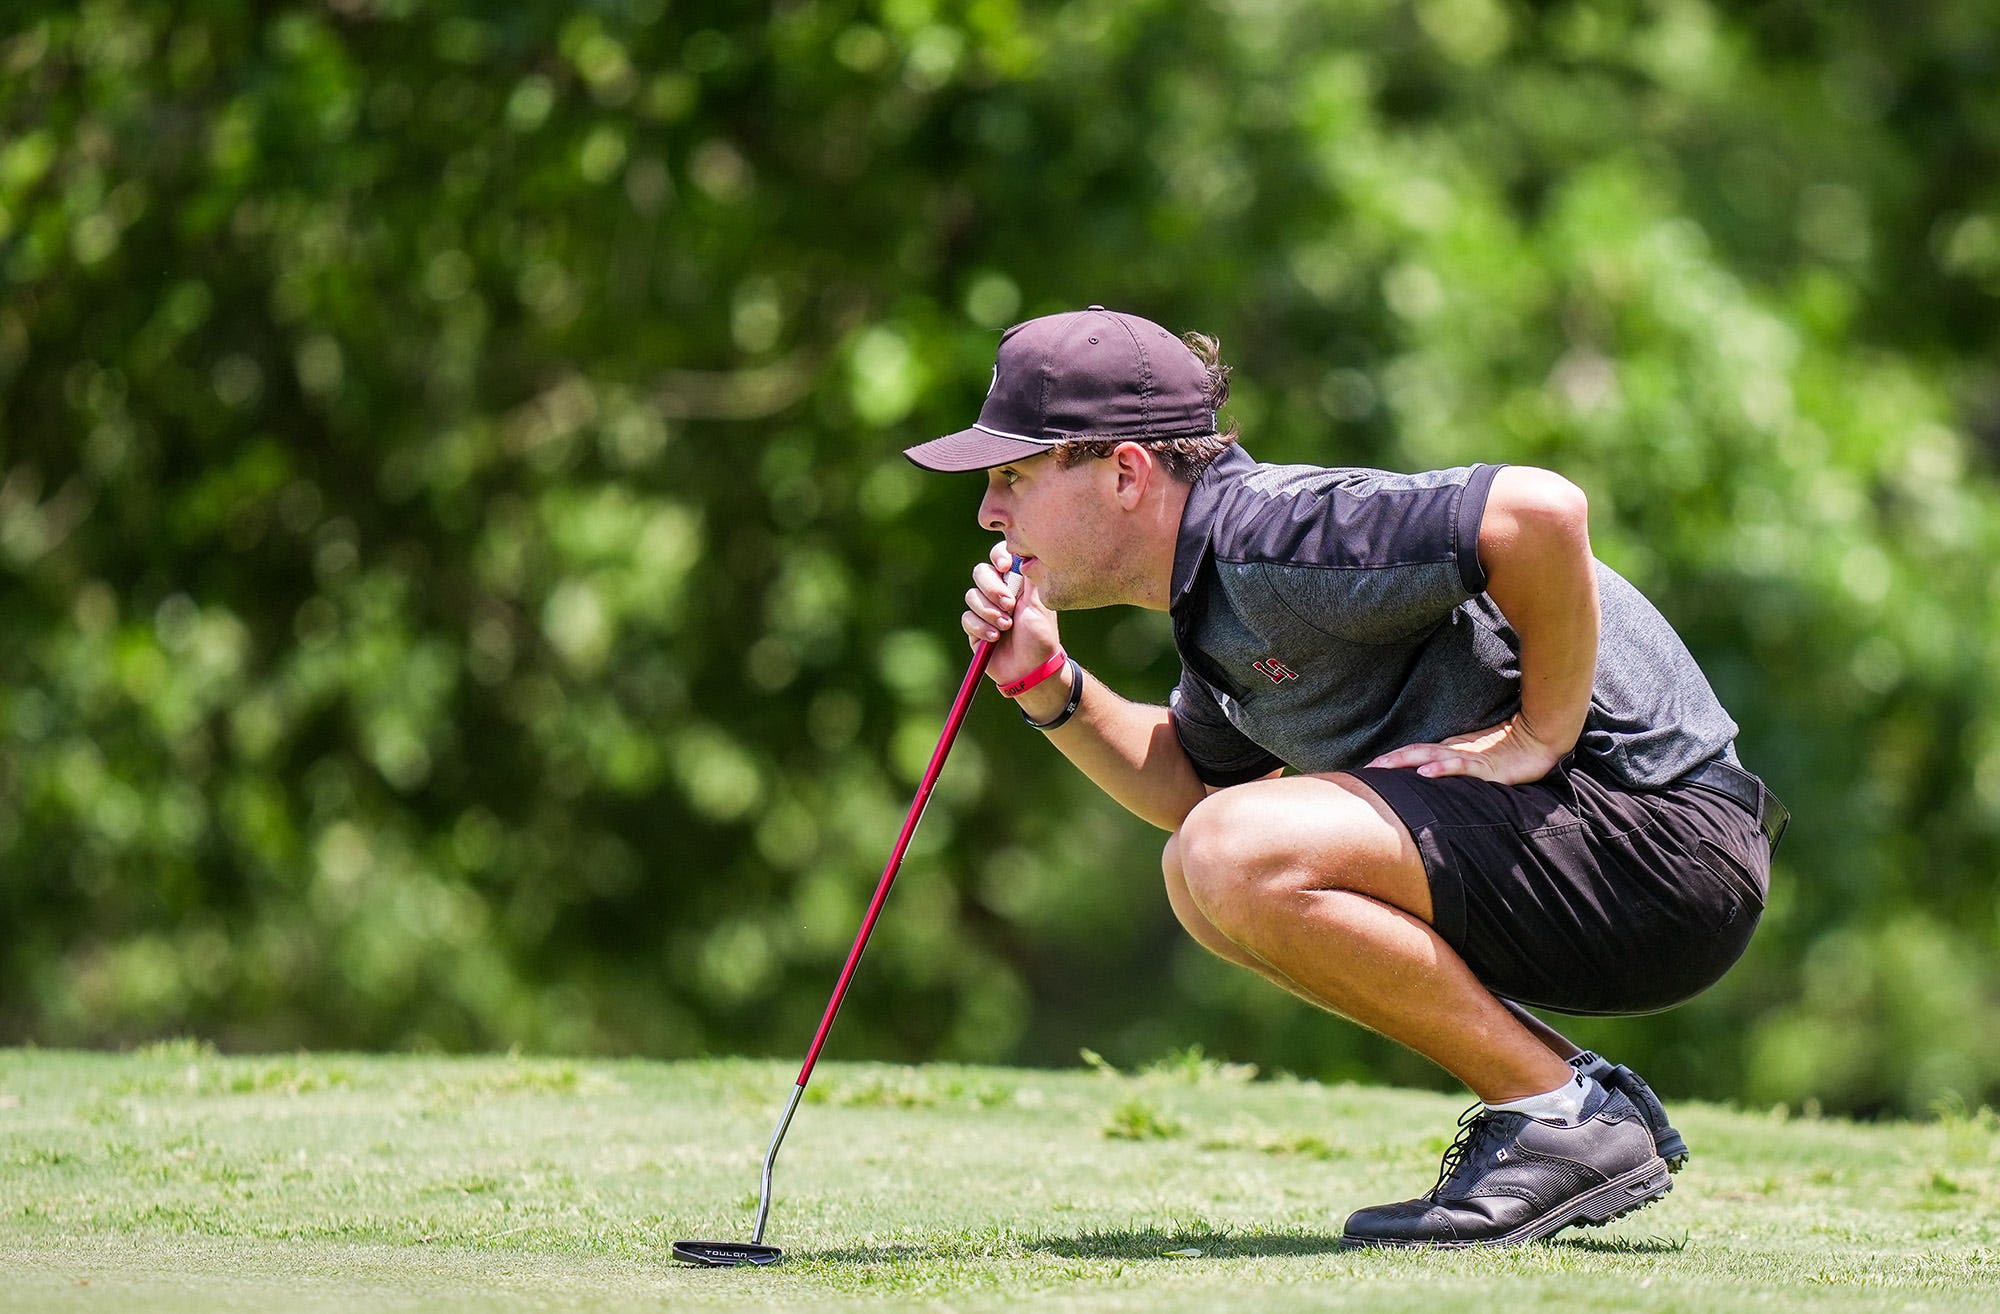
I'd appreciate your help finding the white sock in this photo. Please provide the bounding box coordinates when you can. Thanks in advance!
[1486,1073,1595,1125]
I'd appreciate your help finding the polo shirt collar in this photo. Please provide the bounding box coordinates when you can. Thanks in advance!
[1171,442,1255,605]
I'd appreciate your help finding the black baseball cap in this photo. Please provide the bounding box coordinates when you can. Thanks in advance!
[904,306,1216,472]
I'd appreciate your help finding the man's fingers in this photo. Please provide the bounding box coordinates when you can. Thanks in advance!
[1365,743,1446,770]
[965,585,1011,625]
[967,547,1030,646]
[963,591,1010,642]
[1364,743,1488,780]
[971,560,1019,606]
[963,610,1011,646]
[968,545,1063,676]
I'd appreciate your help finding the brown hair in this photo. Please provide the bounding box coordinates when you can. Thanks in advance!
[1050,331,1239,483]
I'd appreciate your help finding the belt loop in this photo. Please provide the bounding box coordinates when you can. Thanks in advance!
[1685,756,1788,855]
[1760,783,1790,853]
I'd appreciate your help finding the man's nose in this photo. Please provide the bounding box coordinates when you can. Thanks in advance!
[979,497,1006,533]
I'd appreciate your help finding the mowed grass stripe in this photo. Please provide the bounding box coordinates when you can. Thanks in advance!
[2,1047,1996,1313]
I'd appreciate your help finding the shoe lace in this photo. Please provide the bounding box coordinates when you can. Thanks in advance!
[1427,1102,1502,1202]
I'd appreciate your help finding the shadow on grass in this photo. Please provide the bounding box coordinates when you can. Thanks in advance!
[1550,1232,1692,1255]
[1028,1226,1349,1260]
[796,1227,1351,1265]
[794,1226,1690,1265]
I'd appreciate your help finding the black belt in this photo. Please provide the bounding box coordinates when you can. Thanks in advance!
[1681,758,1789,852]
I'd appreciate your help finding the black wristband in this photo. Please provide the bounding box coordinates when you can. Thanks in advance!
[1021,658,1083,731]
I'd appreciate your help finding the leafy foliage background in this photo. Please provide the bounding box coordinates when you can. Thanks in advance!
[3,0,1997,1116]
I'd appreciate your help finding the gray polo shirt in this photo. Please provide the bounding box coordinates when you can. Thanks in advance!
[1168,445,1738,789]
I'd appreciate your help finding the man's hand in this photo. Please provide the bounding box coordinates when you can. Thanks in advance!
[1364,715,1566,786]
[962,540,1064,688]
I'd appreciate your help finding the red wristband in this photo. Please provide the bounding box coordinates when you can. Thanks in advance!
[998,649,1069,699]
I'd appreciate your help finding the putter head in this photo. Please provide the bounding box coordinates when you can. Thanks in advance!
[672,1239,783,1267]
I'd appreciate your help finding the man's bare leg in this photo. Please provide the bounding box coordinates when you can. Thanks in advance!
[1167,852,1590,1065]
[1162,772,1575,1104]
[1163,842,1528,1072]
[1165,771,1677,1246]
[1502,999,1585,1061]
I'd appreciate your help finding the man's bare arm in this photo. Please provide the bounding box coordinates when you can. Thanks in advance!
[962,541,1208,832]
[1364,465,1598,785]
[1012,670,1208,833]
[1479,465,1599,763]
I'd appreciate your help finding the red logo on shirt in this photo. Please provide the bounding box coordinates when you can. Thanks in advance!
[1253,659,1300,684]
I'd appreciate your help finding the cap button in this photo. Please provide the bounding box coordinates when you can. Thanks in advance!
[1086,304,1105,312]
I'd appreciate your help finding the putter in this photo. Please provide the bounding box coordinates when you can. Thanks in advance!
[674,558,1022,1268]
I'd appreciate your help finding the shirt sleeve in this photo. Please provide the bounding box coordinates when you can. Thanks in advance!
[1169,672,1284,788]
[1258,462,1506,646]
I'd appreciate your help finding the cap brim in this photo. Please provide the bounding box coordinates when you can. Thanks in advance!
[903,427,1055,472]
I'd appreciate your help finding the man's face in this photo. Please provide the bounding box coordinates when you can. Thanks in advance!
[976,453,1137,611]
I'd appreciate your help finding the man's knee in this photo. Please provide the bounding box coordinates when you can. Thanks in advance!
[1162,821,1247,935]
[1161,831,1251,964]
[1172,776,1425,930]
[1160,830,1195,926]
[1173,788,1297,933]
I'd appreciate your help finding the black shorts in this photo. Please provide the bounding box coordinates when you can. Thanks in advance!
[1349,754,1774,1016]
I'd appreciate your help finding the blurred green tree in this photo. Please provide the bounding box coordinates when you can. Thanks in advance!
[1,0,1995,1115]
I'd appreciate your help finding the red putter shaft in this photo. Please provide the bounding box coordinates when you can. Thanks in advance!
[794,557,1019,1084]
[742,555,1023,1249]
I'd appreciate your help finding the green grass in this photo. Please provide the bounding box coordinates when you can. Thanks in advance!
[3,1045,1997,1312]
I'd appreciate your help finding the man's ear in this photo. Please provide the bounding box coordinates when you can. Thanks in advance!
[1110,441,1154,509]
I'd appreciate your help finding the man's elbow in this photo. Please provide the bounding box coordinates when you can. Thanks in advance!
[1488,467,1590,555]
[1513,467,1589,530]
